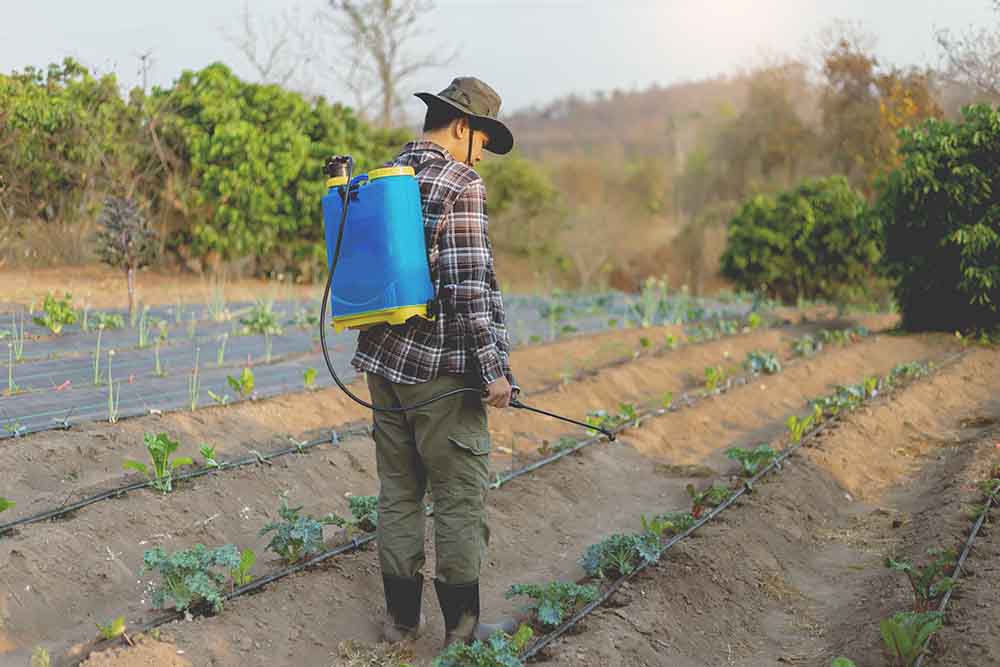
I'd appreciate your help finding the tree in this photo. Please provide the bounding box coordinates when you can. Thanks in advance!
[222,3,315,89]
[936,2,1000,98]
[94,196,159,317]
[876,105,1000,331]
[720,176,879,304]
[321,0,456,127]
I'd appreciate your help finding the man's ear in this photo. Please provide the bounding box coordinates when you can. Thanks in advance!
[452,116,469,140]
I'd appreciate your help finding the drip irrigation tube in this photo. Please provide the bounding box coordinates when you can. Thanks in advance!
[912,482,1000,667]
[0,426,369,537]
[519,351,967,662]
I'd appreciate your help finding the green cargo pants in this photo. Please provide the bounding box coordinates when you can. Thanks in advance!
[366,372,491,585]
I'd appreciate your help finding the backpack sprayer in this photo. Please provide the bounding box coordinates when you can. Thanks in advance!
[318,154,615,441]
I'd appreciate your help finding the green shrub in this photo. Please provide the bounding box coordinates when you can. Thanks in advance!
[720,176,879,305]
[141,544,240,613]
[877,104,1000,331]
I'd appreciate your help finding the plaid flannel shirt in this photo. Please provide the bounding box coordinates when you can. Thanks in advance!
[351,141,517,390]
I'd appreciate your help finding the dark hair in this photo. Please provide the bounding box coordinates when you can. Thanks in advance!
[422,101,479,133]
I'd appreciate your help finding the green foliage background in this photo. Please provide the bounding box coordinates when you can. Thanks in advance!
[720,176,880,304]
[876,104,1000,331]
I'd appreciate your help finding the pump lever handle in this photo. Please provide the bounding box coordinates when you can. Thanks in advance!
[509,398,616,442]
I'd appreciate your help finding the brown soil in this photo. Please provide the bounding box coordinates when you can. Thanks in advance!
[0,312,931,667]
[81,633,191,667]
[537,347,1000,667]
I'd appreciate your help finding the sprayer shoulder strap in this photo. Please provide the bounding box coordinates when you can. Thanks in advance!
[412,158,454,289]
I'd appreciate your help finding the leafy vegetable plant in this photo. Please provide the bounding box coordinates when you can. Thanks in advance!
[786,414,815,444]
[725,444,777,476]
[792,334,820,357]
[199,444,221,469]
[704,365,726,392]
[259,496,336,563]
[687,482,732,518]
[744,350,781,375]
[93,312,125,329]
[303,367,317,390]
[96,615,126,640]
[327,495,379,535]
[580,532,660,579]
[880,611,943,666]
[33,293,77,335]
[433,624,533,667]
[239,301,283,336]
[831,659,856,667]
[506,581,598,628]
[885,548,957,612]
[123,432,194,494]
[142,543,240,613]
[227,367,255,399]
[0,497,14,513]
[230,548,256,587]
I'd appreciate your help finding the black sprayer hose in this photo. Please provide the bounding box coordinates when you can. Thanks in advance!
[316,156,616,440]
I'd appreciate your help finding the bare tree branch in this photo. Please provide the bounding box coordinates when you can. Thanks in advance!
[318,0,458,127]
[221,2,315,88]
[936,12,1000,97]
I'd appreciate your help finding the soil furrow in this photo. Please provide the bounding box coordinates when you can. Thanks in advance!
[529,346,998,667]
[5,322,931,666]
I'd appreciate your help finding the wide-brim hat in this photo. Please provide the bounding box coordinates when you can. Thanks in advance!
[415,77,514,155]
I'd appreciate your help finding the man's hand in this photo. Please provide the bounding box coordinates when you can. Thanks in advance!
[483,376,512,408]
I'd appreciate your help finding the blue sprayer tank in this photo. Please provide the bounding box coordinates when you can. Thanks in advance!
[322,165,436,332]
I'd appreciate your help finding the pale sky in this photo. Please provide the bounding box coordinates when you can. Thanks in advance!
[0,0,995,118]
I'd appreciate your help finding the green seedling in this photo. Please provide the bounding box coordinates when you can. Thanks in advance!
[433,624,533,667]
[831,659,856,667]
[31,647,50,667]
[227,367,255,399]
[885,548,957,612]
[216,333,228,366]
[303,367,317,390]
[153,339,165,377]
[880,611,943,667]
[579,532,660,579]
[33,292,77,335]
[725,444,777,477]
[744,350,781,375]
[664,333,678,349]
[617,402,639,423]
[506,581,598,628]
[208,279,228,321]
[704,365,726,392]
[328,495,379,535]
[92,325,104,385]
[239,301,283,337]
[639,336,651,349]
[93,312,125,329]
[207,390,231,406]
[792,334,820,357]
[200,444,221,469]
[188,348,201,410]
[96,615,126,640]
[106,350,120,424]
[863,376,879,398]
[0,497,14,513]
[142,543,240,613]
[136,306,152,348]
[288,306,320,329]
[9,312,26,361]
[687,482,732,519]
[230,548,256,587]
[661,391,674,409]
[786,414,815,444]
[746,312,762,330]
[123,432,195,494]
[259,495,336,564]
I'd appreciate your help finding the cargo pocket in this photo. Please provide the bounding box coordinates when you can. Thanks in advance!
[448,434,491,456]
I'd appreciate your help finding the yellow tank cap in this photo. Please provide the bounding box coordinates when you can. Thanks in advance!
[326,176,348,188]
[368,166,416,181]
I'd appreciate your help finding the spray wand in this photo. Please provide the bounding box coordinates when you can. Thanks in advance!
[318,155,616,442]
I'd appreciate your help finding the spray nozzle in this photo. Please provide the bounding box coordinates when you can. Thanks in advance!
[324,155,353,179]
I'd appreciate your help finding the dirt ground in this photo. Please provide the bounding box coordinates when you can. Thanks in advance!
[5,311,989,667]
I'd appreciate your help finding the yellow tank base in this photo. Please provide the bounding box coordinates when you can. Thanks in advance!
[332,304,432,332]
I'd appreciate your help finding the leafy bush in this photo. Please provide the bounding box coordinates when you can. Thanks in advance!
[880,611,943,666]
[328,495,379,535]
[721,176,879,305]
[33,293,77,335]
[259,496,335,563]
[579,532,660,579]
[876,105,1000,331]
[506,581,598,628]
[433,624,533,667]
[141,544,240,613]
[123,433,194,494]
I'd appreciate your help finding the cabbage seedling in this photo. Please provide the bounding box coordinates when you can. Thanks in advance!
[259,496,336,563]
[230,548,256,587]
[199,444,221,469]
[506,581,598,628]
[687,482,732,518]
[328,495,379,535]
[123,432,194,494]
[786,414,815,444]
[744,351,781,375]
[433,624,533,667]
[142,543,240,613]
[704,366,726,392]
[579,532,660,579]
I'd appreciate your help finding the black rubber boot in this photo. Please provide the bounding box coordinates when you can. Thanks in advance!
[434,579,518,647]
[382,573,423,642]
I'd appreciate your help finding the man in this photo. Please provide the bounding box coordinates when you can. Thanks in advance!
[351,77,518,647]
